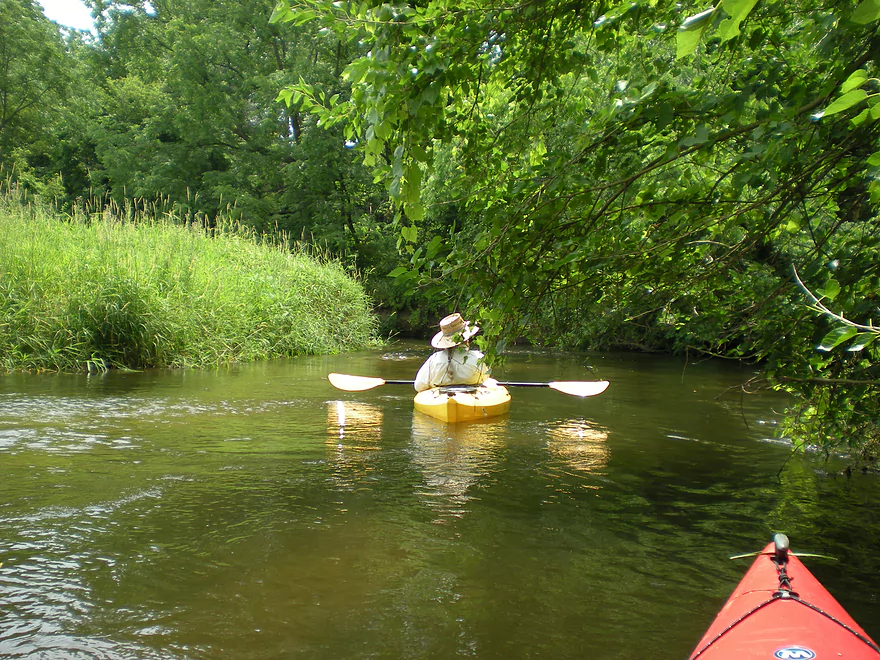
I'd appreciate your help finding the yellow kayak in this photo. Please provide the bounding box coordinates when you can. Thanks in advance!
[413,384,511,423]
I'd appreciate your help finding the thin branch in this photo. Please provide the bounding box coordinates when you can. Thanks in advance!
[777,376,880,387]
[791,265,878,333]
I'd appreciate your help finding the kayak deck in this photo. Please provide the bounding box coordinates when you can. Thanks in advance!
[413,385,511,423]
[690,534,880,659]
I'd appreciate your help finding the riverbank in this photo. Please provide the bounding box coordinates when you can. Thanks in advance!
[0,190,378,372]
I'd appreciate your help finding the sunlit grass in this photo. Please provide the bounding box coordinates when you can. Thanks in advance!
[0,186,379,372]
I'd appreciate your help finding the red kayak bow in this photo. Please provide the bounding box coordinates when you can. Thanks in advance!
[689,534,880,659]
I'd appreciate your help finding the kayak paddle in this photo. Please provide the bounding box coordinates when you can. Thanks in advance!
[327,373,610,397]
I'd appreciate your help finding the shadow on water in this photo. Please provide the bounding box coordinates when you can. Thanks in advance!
[0,344,878,659]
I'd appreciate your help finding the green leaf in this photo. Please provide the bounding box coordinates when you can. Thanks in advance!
[293,9,318,25]
[676,8,716,58]
[425,235,443,258]
[411,143,429,162]
[529,140,547,167]
[269,1,292,23]
[375,121,392,140]
[847,333,878,351]
[867,151,880,167]
[718,0,758,41]
[841,69,869,93]
[680,124,710,147]
[820,278,841,300]
[818,89,869,118]
[388,266,409,278]
[676,26,705,59]
[404,164,422,204]
[816,326,858,351]
[343,59,370,84]
[852,0,880,24]
[640,82,658,100]
[404,201,424,222]
[852,108,871,126]
[400,224,418,243]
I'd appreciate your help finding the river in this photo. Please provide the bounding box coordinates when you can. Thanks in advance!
[1,344,878,659]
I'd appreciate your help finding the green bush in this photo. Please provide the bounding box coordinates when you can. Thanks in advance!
[0,188,378,371]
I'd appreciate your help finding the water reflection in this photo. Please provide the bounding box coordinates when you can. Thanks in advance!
[327,400,384,443]
[325,401,384,489]
[544,419,610,475]
[409,415,506,522]
[2,349,879,659]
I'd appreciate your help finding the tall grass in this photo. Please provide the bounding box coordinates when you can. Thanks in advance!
[0,186,378,372]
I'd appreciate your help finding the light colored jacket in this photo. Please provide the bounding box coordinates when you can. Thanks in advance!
[414,347,490,392]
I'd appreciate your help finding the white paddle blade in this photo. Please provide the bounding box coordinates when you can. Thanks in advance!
[328,373,387,391]
[548,380,610,397]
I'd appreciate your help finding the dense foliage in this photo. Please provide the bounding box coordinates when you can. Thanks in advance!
[272,0,880,464]
[3,0,879,463]
[0,186,377,370]
[0,0,71,197]
[1,0,421,331]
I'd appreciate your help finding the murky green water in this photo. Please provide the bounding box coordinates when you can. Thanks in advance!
[1,345,878,659]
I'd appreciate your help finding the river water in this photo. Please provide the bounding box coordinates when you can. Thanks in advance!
[1,344,878,659]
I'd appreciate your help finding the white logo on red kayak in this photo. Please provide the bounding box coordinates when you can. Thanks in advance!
[773,647,816,660]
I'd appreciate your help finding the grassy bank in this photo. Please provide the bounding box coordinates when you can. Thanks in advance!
[0,190,378,372]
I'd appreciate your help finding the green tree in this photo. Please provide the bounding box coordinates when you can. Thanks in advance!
[275,0,880,463]
[0,0,71,196]
[82,0,389,259]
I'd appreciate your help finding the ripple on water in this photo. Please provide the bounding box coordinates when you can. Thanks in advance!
[0,631,185,659]
[1,351,878,659]
[0,393,309,426]
[0,485,188,659]
[0,427,140,455]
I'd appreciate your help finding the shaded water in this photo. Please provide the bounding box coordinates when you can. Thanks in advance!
[1,345,878,659]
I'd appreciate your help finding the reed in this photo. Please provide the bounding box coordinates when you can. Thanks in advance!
[0,186,379,372]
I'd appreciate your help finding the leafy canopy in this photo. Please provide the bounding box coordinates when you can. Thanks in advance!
[274,0,880,463]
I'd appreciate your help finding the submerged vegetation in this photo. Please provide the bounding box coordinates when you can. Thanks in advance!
[0,188,377,372]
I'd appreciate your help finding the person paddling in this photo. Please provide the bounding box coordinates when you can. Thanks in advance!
[414,313,494,392]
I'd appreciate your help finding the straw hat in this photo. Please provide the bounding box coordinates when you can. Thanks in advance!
[431,313,480,349]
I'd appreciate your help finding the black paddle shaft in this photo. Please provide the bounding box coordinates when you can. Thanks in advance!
[382,380,550,387]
